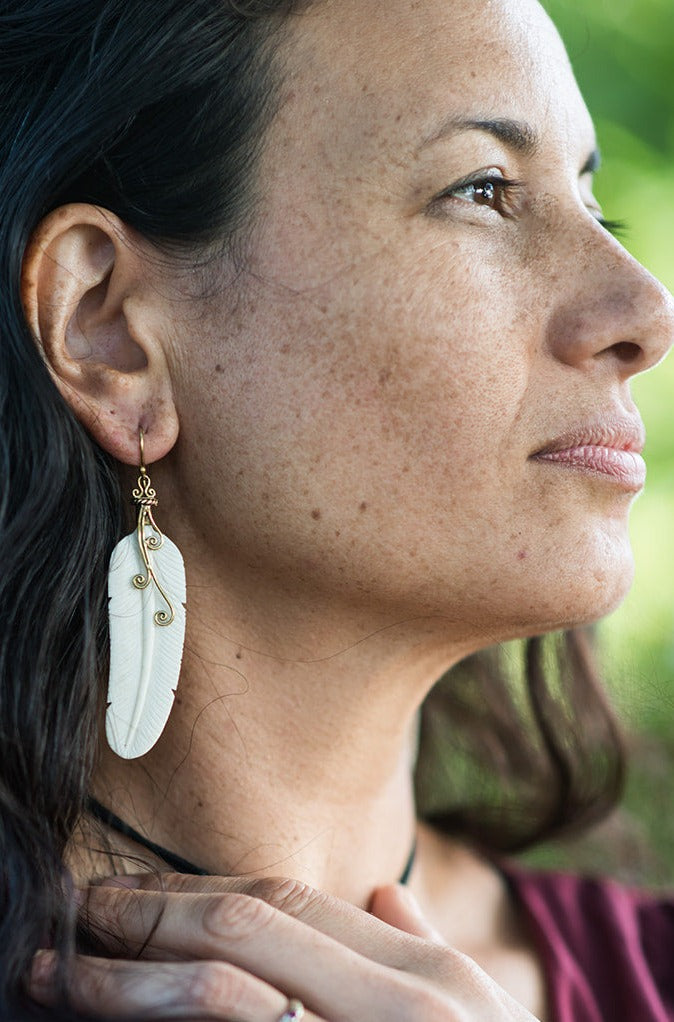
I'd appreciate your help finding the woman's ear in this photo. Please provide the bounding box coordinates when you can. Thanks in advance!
[21,204,178,465]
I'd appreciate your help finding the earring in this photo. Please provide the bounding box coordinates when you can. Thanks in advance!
[106,428,186,759]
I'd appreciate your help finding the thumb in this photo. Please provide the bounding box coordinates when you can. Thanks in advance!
[369,884,445,943]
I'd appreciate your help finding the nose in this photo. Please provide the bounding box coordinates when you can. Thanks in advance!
[545,223,674,378]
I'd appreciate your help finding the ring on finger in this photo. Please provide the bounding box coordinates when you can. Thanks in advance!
[277,999,305,1022]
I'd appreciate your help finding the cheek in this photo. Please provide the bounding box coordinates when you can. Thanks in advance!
[333,269,532,489]
[177,277,527,574]
[194,239,534,527]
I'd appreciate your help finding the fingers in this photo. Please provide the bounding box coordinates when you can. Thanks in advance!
[29,949,326,1022]
[94,874,441,973]
[77,881,539,1021]
[84,883,411,1017]
[80,886,444,1021]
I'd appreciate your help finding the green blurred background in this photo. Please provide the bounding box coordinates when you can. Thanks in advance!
[526,0,674,885]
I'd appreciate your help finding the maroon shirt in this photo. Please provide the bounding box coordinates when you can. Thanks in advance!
[504,866,674,1021]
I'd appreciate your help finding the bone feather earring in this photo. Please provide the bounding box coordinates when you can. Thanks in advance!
[106,428,186,759]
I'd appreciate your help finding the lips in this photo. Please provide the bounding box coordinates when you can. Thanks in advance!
[531,416,647,491]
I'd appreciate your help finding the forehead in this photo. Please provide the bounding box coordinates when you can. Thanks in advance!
[280,0,595,166]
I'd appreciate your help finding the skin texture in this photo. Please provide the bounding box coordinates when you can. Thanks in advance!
[20,0,674,1018]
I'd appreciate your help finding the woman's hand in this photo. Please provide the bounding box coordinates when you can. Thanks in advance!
[29,874,541,1021]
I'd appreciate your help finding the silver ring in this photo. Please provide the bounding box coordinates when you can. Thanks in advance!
[277,999,305,1022]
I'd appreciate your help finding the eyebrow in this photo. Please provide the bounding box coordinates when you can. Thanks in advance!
[418,115,601,174]
[419,116,540,155]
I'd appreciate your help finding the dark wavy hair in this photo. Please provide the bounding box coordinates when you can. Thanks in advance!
[0,2,625,1019]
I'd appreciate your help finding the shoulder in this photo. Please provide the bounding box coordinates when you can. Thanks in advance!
[502,863,674,1022]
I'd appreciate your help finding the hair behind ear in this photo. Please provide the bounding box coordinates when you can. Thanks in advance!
[415,630,626,852]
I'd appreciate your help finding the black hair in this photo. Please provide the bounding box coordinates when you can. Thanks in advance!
[0,3,309,1018]
[0,2,625,1019]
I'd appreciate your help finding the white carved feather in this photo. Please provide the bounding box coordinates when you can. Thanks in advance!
[106,527,186,760]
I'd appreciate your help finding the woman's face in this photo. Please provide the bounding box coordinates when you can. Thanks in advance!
[167,0,674,646]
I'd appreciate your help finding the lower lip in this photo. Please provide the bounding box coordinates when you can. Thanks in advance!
[533,445,646,492]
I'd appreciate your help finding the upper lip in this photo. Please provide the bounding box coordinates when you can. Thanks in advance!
[532,415,646,457]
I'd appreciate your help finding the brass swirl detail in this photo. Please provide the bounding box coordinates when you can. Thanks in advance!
[131,489,176,627]
[132,471,158,507]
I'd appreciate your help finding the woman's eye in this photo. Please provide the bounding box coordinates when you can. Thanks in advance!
[432,172,522,217]
[454,180,501,207]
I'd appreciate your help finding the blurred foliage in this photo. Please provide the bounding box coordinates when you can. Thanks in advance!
[523,1,674,884]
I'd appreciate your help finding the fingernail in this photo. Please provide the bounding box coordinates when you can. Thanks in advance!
[394,885,445,943]
[395,884,426,918]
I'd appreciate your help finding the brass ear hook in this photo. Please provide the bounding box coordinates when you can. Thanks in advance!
[139,426,147,474]
[131,427,175,626]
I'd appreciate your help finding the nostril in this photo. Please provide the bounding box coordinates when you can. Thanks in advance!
[611,340,642,363]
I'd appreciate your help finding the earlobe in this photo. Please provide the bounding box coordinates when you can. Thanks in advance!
[21,204,178,465]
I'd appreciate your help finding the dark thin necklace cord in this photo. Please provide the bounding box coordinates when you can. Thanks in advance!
[87,797,417,885]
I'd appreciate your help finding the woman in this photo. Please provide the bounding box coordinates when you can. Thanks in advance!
[2,0,673,1019]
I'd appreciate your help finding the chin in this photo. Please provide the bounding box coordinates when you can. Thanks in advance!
[537,565,634,636]
[554,516,637,622]
[497,540,636,641]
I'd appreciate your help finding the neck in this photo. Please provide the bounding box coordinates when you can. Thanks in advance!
[87,564,470,906]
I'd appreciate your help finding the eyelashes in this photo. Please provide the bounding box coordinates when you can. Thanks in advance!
[429,170,627,238]
[597,217,627,239]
